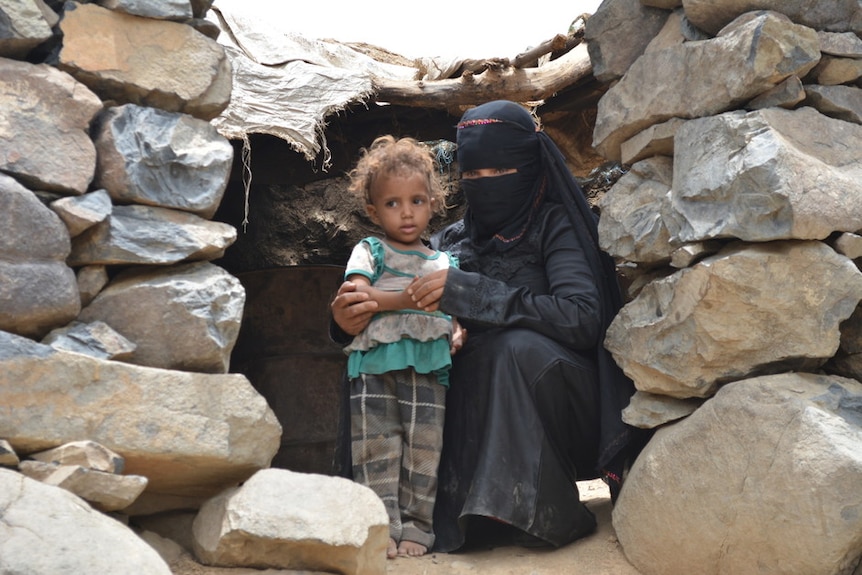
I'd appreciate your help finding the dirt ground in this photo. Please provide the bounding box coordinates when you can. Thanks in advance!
[167,479,642,575]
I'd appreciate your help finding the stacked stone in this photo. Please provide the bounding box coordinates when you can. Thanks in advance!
[0,3,390,573]
[586,1,862,574]
[0,2,383,574]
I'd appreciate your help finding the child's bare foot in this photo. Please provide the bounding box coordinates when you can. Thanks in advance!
[387,538,398,559]
[397,540,428,557]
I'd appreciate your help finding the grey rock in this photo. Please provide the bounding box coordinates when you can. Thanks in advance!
[42,320,136,360]
[745,75,805,110]
[68,204,237,267]
[593,11,820,161]
[0,57,101,194]
[585,0,671,83]
[94,104,232,218]
[97,0,192,20]
[77,261,245,373]
[598,156,678,265]
[804,84,862,124]
[670,107,862,243]
[621,390,704,428]
[606,241,862,398]
[49,189,112,237]
[0,0,53,58]
[683,0,862,35]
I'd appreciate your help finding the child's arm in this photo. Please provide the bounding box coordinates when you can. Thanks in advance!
[347,275,417,312]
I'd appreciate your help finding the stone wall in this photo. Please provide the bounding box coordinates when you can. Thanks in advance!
[587,1,862,573]
[0,1,288,572]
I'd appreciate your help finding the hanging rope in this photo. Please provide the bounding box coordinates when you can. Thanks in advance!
[240,133,252,233]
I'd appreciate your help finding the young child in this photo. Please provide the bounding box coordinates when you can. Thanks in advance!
[342,135,462,559]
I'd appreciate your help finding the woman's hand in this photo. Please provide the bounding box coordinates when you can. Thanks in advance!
[330,281,378,336]
[450,318,467,355]
[407,268,449,312]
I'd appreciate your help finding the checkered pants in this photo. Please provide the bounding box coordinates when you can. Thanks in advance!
[350,369,446,548]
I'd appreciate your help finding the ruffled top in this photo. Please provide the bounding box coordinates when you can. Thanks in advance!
[343,237,458,386]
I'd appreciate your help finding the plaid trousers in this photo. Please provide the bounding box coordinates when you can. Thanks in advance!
[350,369,446,548]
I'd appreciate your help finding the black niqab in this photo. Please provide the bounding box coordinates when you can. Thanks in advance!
[455,100,642,487]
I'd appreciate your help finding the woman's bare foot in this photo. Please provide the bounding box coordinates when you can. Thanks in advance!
[387,538,398,559]
[397,540,428,557]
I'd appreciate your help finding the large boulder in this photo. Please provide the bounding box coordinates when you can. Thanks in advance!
[605,240,862,398]
[0,468,172,574]
[669,107,862,242]
[613,372,862,575]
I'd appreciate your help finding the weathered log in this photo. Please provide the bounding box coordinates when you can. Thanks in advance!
[511,33,576,69]
[373,43,593,110]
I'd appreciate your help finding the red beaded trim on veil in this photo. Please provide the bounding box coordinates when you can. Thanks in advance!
[457,118,503,129]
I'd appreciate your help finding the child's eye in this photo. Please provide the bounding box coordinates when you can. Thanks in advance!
[413,197,426,205]
[385,200,397,208]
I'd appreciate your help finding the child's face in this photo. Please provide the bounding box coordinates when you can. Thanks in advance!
[366,172,434,248]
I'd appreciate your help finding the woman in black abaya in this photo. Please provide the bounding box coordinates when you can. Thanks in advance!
[331,100,641,552]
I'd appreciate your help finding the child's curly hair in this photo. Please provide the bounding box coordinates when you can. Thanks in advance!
[347,135,448,216]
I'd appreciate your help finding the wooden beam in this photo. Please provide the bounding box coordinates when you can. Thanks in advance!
[372,43,594,110]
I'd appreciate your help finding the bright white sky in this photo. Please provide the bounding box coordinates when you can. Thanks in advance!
[237,0,604,59]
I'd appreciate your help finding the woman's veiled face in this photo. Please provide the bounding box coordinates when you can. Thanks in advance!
[461,168,517,180]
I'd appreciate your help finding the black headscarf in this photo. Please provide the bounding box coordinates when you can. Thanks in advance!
[457,102,542,250]
[455,100,644,494]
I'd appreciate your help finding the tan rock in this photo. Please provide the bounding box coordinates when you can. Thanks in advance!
[192,469,388,574]
[0,468,172,574]
[0,331,281,498]
[28,439,125,473]
[0,439,19,467]
[76,265,109,307]
[619,117,686,167]
[19,460,148,511]
[614,373,862,575]
[807,55,862,86]
[59,2,230,120]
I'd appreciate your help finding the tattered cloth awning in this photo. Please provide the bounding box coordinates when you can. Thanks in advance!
[207,0,421,164]
[208,0,593,167]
